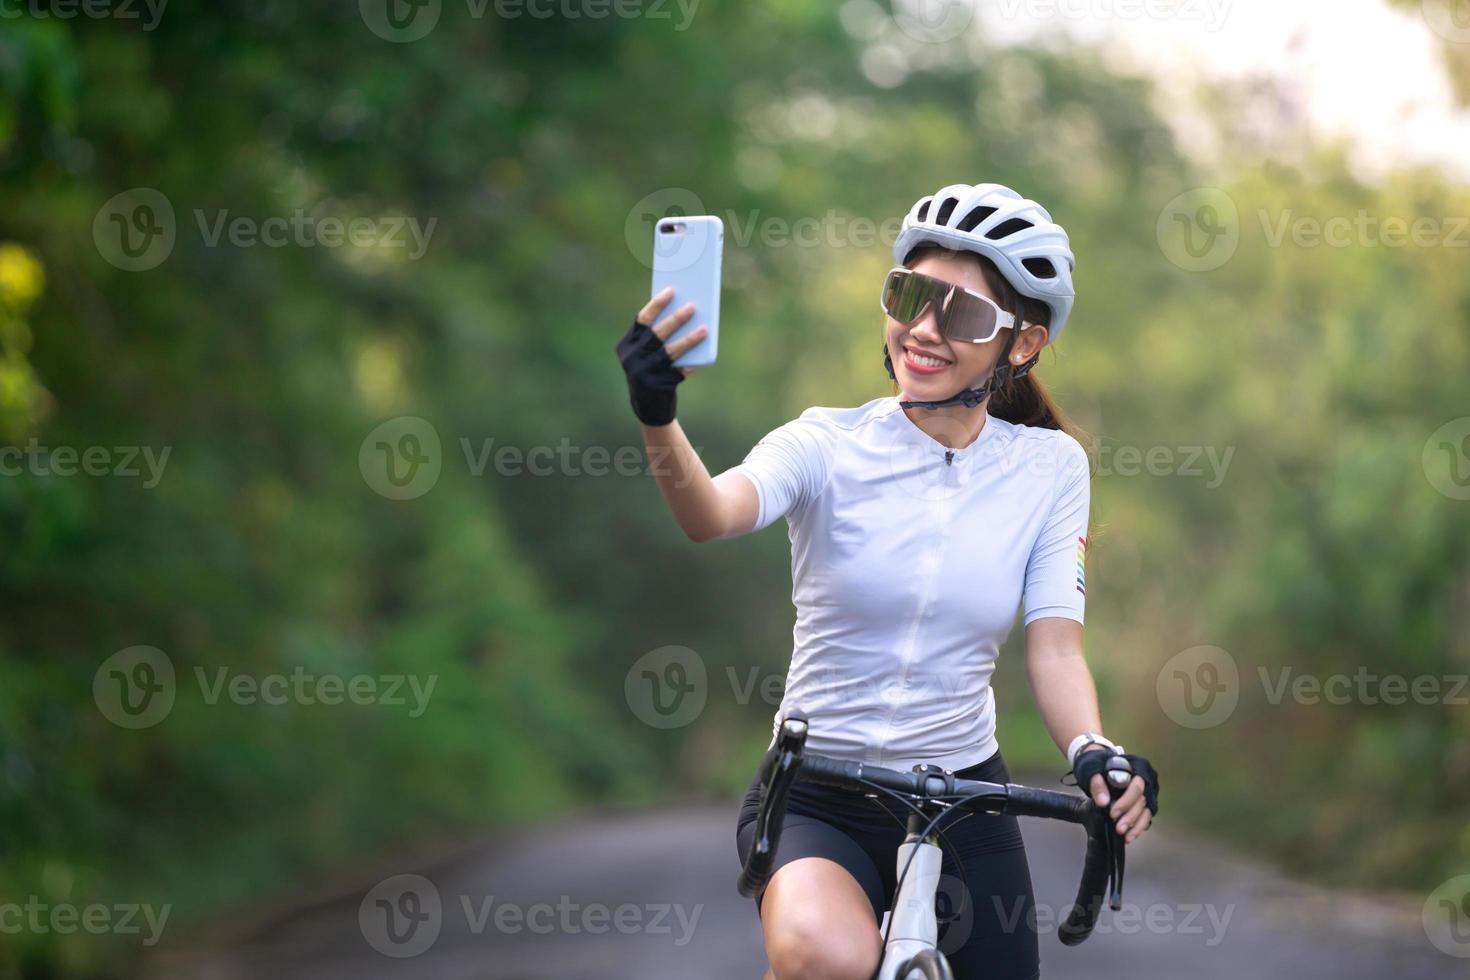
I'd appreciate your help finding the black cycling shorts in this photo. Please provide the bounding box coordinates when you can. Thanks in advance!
[735,749,1040,980]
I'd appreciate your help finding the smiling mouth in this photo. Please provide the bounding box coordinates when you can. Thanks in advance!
[903,345,952,370]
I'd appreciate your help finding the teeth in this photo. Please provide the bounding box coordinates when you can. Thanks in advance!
[907,351,949,367]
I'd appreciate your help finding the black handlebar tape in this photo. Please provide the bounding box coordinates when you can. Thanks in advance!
[802,756,965,798]
[1000,784,1090,823]
[737,746,798,898]
[1059,803,1113,946]
[795,754,867,790]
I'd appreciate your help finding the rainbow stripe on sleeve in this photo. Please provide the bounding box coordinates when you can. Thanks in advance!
[1076,535,1087,596]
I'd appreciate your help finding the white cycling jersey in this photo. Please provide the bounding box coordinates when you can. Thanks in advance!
[730,395,1089,773]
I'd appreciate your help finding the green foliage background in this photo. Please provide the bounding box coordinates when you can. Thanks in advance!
[1,3,1467,976]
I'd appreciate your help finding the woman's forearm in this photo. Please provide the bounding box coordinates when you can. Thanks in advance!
[1024,620,1105,762]
[640,420,755,542]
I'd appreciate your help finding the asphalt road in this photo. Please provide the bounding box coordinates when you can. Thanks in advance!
[146,802,1461,979]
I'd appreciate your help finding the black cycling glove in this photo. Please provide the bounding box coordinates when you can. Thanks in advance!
[1072,748,1161,816]
[615,317,685,426]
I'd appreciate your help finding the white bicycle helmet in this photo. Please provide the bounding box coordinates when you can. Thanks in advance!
[892,182,1076,341]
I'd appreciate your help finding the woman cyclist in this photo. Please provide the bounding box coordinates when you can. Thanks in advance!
[616,182,1161,980]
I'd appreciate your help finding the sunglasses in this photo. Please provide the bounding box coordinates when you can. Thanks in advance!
[879,267,1016,344]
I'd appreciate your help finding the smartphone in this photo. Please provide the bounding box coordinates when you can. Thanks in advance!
[651,214,722,368]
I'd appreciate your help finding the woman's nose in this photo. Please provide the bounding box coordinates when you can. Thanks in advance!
[908,305,944,344]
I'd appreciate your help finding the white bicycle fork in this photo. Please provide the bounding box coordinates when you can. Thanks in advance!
[875,835,949,980]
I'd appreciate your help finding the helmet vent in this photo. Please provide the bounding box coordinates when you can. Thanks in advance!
[916,198,932,222]
[935,197,959,225]
[957,206,996,232]
[1021,257,1057,279]
[985,217,1033,240]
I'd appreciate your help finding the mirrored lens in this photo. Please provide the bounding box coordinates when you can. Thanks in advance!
[881,270,1003,343]
[881,269,933,323]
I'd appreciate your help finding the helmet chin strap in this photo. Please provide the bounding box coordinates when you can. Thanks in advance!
[884,333,1036,411]
[899,375,996,410]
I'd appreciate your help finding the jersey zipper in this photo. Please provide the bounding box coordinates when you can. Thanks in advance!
[874,478,953,767]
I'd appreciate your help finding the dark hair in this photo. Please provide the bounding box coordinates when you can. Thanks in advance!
[898,245,1088,445]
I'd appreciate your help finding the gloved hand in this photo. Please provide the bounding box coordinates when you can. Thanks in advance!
[1073,748,1160,843]
[615,286,706,426]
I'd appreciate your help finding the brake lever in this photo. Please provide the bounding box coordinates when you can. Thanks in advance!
[1103,759,1133,910]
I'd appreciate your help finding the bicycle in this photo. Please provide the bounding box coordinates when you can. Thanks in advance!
[738,715,1133,980]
